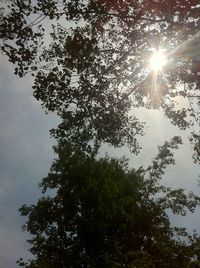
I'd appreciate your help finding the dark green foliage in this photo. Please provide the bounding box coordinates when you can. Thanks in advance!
[1,1,199,267]
[17,139,200,267]
[1,0,200,153]
[190,132,200,164]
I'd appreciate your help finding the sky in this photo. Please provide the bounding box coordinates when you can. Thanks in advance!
[0,54,58,267]
[0,51,199,267]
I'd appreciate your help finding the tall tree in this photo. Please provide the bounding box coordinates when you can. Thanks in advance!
[1,0,200,153]
[17,137,200,267]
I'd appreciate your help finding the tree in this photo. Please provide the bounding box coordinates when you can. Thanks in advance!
[1,0,200,154]
[1,2,200,267]
[17,137,200,267]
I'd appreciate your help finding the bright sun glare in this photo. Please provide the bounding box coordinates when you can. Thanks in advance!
[149,50,166,71]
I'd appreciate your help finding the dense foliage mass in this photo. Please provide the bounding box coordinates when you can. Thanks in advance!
[1,1,200,267]
[17,138,200,267]
[1,0,200,154]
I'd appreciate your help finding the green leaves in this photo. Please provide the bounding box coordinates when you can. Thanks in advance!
[147,136,182,180]
[1,1,200,267]
[1,0,200,153]
[18,141,200,267]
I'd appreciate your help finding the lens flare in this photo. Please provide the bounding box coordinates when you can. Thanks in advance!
[150,50,166,71]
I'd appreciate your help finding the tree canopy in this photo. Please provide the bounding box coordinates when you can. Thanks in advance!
[1,1,200,267]
[1,0,200,154]
[17,138,200,268]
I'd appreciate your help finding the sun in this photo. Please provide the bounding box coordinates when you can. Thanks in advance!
[149,50,166,71]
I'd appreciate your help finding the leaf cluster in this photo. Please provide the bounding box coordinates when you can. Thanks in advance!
[17,139,200,267]
[1,0,200,153]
